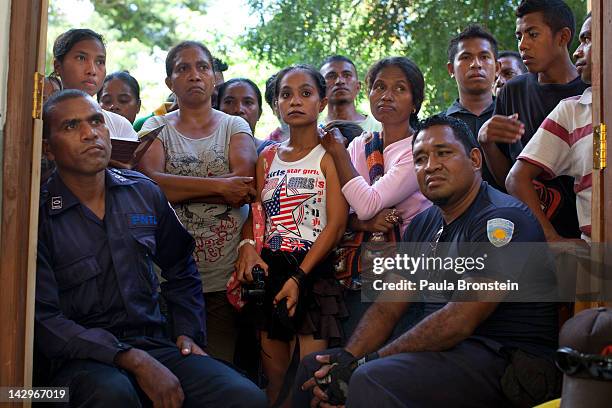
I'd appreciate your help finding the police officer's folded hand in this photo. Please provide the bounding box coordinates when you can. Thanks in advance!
[219,176,256,207]
[302,349,380,407]
[177,334,207,356]
[301,352,353,408]
[115,348,184,408]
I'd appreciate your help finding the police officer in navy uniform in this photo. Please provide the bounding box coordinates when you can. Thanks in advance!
[294,114,559,407]
[36,89,267,408]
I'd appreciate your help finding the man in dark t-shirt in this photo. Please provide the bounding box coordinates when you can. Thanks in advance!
[293,115,558,408]
[479,0,587,239]
[445,25,503,190]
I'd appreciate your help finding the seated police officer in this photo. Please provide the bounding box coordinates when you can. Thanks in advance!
[294,114,559,407]
[36,89,267,408]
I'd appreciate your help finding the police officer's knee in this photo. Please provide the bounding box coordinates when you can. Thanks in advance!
[346,363,381,406]
[71,371,140,406]
[223,378,267,408]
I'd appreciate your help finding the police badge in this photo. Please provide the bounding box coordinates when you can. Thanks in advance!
[487,218,514,247]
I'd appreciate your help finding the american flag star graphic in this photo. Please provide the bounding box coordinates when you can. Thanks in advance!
[263,175,316,237]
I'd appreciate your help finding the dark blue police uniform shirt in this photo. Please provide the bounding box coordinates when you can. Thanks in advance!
[36,168,206,365]
[403,182,559,358]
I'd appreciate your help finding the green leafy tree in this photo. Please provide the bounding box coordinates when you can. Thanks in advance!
[84,0,208,49]
[243,0,587,114]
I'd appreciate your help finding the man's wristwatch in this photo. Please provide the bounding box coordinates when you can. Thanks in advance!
[237,239,256,251]
[357,351,380,366]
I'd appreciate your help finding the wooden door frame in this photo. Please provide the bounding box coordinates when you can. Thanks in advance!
[591,0,612,242]
[0,0,47,399]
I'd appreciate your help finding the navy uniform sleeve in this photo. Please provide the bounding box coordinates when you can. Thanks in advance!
[152,188,207,346]
[35,224,129,365]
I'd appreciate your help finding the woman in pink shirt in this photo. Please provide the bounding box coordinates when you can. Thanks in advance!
[320,56,431,337]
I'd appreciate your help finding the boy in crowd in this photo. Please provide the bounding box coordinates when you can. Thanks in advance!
[494,50,528,96]
[478,0,588,240]
[445,24,503,190]
[507,13,593,242]
[320,55,381,132]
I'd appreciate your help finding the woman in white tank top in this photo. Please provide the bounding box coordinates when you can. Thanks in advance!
[235,65,349,406]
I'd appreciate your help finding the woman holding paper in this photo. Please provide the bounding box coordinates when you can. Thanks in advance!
[139,41,257,363]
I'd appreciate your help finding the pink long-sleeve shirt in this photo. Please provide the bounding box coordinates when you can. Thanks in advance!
[341,133,431,234]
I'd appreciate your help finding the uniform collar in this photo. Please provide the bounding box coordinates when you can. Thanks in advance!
[579,87,592,105]
[446,97,495,117]
[43,168,136,215]
[440,181,488,227]
[105,168,137,188]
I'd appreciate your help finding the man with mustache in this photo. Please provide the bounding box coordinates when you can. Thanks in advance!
[507,13,593,243]
[445,24,503,190]
[478,0,588,241]
[320,55,381,132]
[295,115,559,408]
[35,89,266,408]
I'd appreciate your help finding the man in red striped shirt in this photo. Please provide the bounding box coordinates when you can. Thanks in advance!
[506,12,593,242]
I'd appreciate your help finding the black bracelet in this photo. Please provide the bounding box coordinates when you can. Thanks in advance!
[289,276,302,290]
[291,267,307,287]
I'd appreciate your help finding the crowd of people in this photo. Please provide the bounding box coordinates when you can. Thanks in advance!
[35,0,597,407]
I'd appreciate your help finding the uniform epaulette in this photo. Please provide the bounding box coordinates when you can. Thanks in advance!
[109,168,157,185]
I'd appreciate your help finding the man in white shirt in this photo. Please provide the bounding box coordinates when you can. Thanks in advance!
[506,13,593,242]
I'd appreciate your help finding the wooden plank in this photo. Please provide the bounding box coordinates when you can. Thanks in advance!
[23,2,49,395]
[0,0,43,398]
[601,0,612,308]
[591,0,603,243]
[580,0,611,313]
[602,1,612,240]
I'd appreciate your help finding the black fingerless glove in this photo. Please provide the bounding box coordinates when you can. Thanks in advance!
[316,349,380,405]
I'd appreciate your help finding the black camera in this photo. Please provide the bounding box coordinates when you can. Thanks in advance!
[241,265,266,305]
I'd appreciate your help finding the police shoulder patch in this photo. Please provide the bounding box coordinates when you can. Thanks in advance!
[486,218,514,247]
